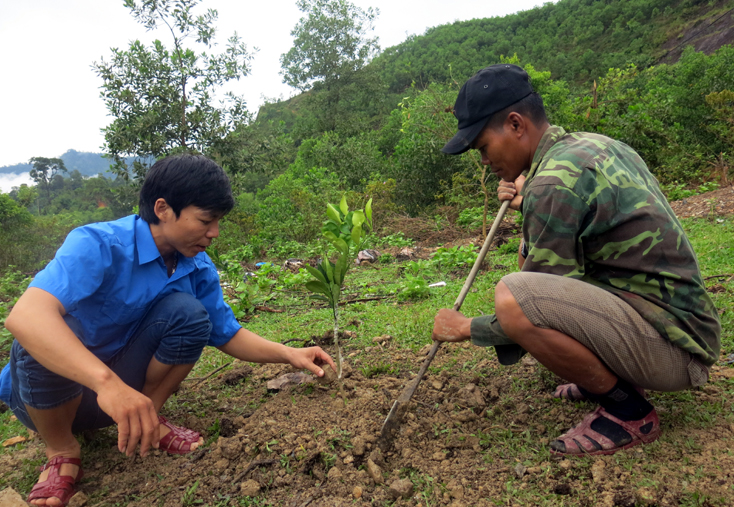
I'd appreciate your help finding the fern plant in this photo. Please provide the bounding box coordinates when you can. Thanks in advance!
[303,196,373,378]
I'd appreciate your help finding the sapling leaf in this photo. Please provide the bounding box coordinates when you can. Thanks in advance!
[310,295,330,302]
[322,255,334,283]
[334,252,347,286]
[339,195,348,215]
[352,210,365,228]
[323,231,339,245]
[305,280,331,298]
[305,265,328,285]
[323,221,340,237]
[326,204,342,224]
[351,224,363,247]
[334,238,349,256]
[365,198,373,227]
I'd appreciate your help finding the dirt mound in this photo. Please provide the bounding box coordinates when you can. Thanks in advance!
[669,184,734,219]
[5,341,733,506]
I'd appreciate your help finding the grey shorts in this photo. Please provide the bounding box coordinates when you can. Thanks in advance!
[502,272,709,391]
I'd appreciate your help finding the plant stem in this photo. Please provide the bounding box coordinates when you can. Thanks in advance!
[333,304,342,378]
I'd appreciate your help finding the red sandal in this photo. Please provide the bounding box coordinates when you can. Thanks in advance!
[550,406,660,456]
[553,383,647,401]
[158,415,202,455]
[27,456,84,506]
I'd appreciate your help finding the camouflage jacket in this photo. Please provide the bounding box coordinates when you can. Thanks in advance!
[520,126,721,366]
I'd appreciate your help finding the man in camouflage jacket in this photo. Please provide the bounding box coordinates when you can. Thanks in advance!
[432,64,721,456]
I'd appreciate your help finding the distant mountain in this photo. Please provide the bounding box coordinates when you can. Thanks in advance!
[0,150,145,178]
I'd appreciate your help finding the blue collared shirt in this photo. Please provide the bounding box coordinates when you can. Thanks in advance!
[0,215,241,402]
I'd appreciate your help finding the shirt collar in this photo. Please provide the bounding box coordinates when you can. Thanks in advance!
[522,125,567,192]
[135,216,163,265]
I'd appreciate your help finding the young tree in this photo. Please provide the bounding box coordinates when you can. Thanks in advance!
[304,196,372,378]
[280,0,380,133]
[94,0,253,181]
[28,157,68,213]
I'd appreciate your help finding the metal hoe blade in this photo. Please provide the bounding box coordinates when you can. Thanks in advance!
[378,200,511,451]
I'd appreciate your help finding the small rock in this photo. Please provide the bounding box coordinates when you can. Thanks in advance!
[218,436,242,459]
[514,463,526,478]
[366,459,383,484]
[316,364,337,385]
[327,466,343,480]
[372,334,393,344]
[240,479,260,496]
[353,486,363,498]
[352,436,366,456]
[368,447,384,466]
[591,460,606,483]
[558,459,572,470]
[446,479,464,499]
[214,458,230,471]
[389,478,414,499]
[432,381,444,390]
[343,455,354,464]
[68,491,89,507]
[0,487,28,507]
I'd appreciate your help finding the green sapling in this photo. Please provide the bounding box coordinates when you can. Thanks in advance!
[304,195,373,378]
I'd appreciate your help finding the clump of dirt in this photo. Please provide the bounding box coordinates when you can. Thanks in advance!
[669,184,734,219]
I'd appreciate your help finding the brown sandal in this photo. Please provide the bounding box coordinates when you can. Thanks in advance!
[550,406,660,456]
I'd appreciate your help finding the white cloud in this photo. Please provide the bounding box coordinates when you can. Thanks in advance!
[0,173,33,194]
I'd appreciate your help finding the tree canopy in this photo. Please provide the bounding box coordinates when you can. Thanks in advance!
[94,0,253,181]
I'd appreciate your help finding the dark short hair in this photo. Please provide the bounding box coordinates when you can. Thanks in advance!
[139,154,234,224]
[485,92,548,131]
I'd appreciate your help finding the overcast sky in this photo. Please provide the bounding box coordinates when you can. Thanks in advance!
[0,0,554,190]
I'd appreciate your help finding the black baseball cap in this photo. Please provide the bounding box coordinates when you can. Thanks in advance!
[442,64,533,155]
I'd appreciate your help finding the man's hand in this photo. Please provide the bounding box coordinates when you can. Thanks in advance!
[432,309,472,343]
[96,379,159,458]
[285,346,337,377]
[498,174,526,211]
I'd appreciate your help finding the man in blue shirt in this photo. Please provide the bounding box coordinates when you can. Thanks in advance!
[1,154,335,506]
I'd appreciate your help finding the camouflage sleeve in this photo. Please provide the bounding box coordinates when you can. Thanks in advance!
[521,182,589,278]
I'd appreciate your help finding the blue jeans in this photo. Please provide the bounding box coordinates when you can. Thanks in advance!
[8,292,212,433]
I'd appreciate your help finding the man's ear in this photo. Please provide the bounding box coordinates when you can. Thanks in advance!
[507,112,526,136]
[153,198,172,223]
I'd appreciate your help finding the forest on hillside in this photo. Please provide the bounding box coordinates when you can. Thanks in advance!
[1,0,733,275]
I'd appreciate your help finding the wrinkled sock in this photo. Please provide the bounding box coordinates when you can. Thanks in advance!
[578,379,653,421]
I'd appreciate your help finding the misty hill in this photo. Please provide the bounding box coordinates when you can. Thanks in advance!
[0,150,141,178]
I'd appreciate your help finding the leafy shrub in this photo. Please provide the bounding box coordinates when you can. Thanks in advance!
[456,207,485,229]
[398,274,430,301]
[0,268,31,303]
[282,268,312,289]
[403,259,432,276]
[377,232,414,248]
[431,245,477,270]
[497,238,522,256]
